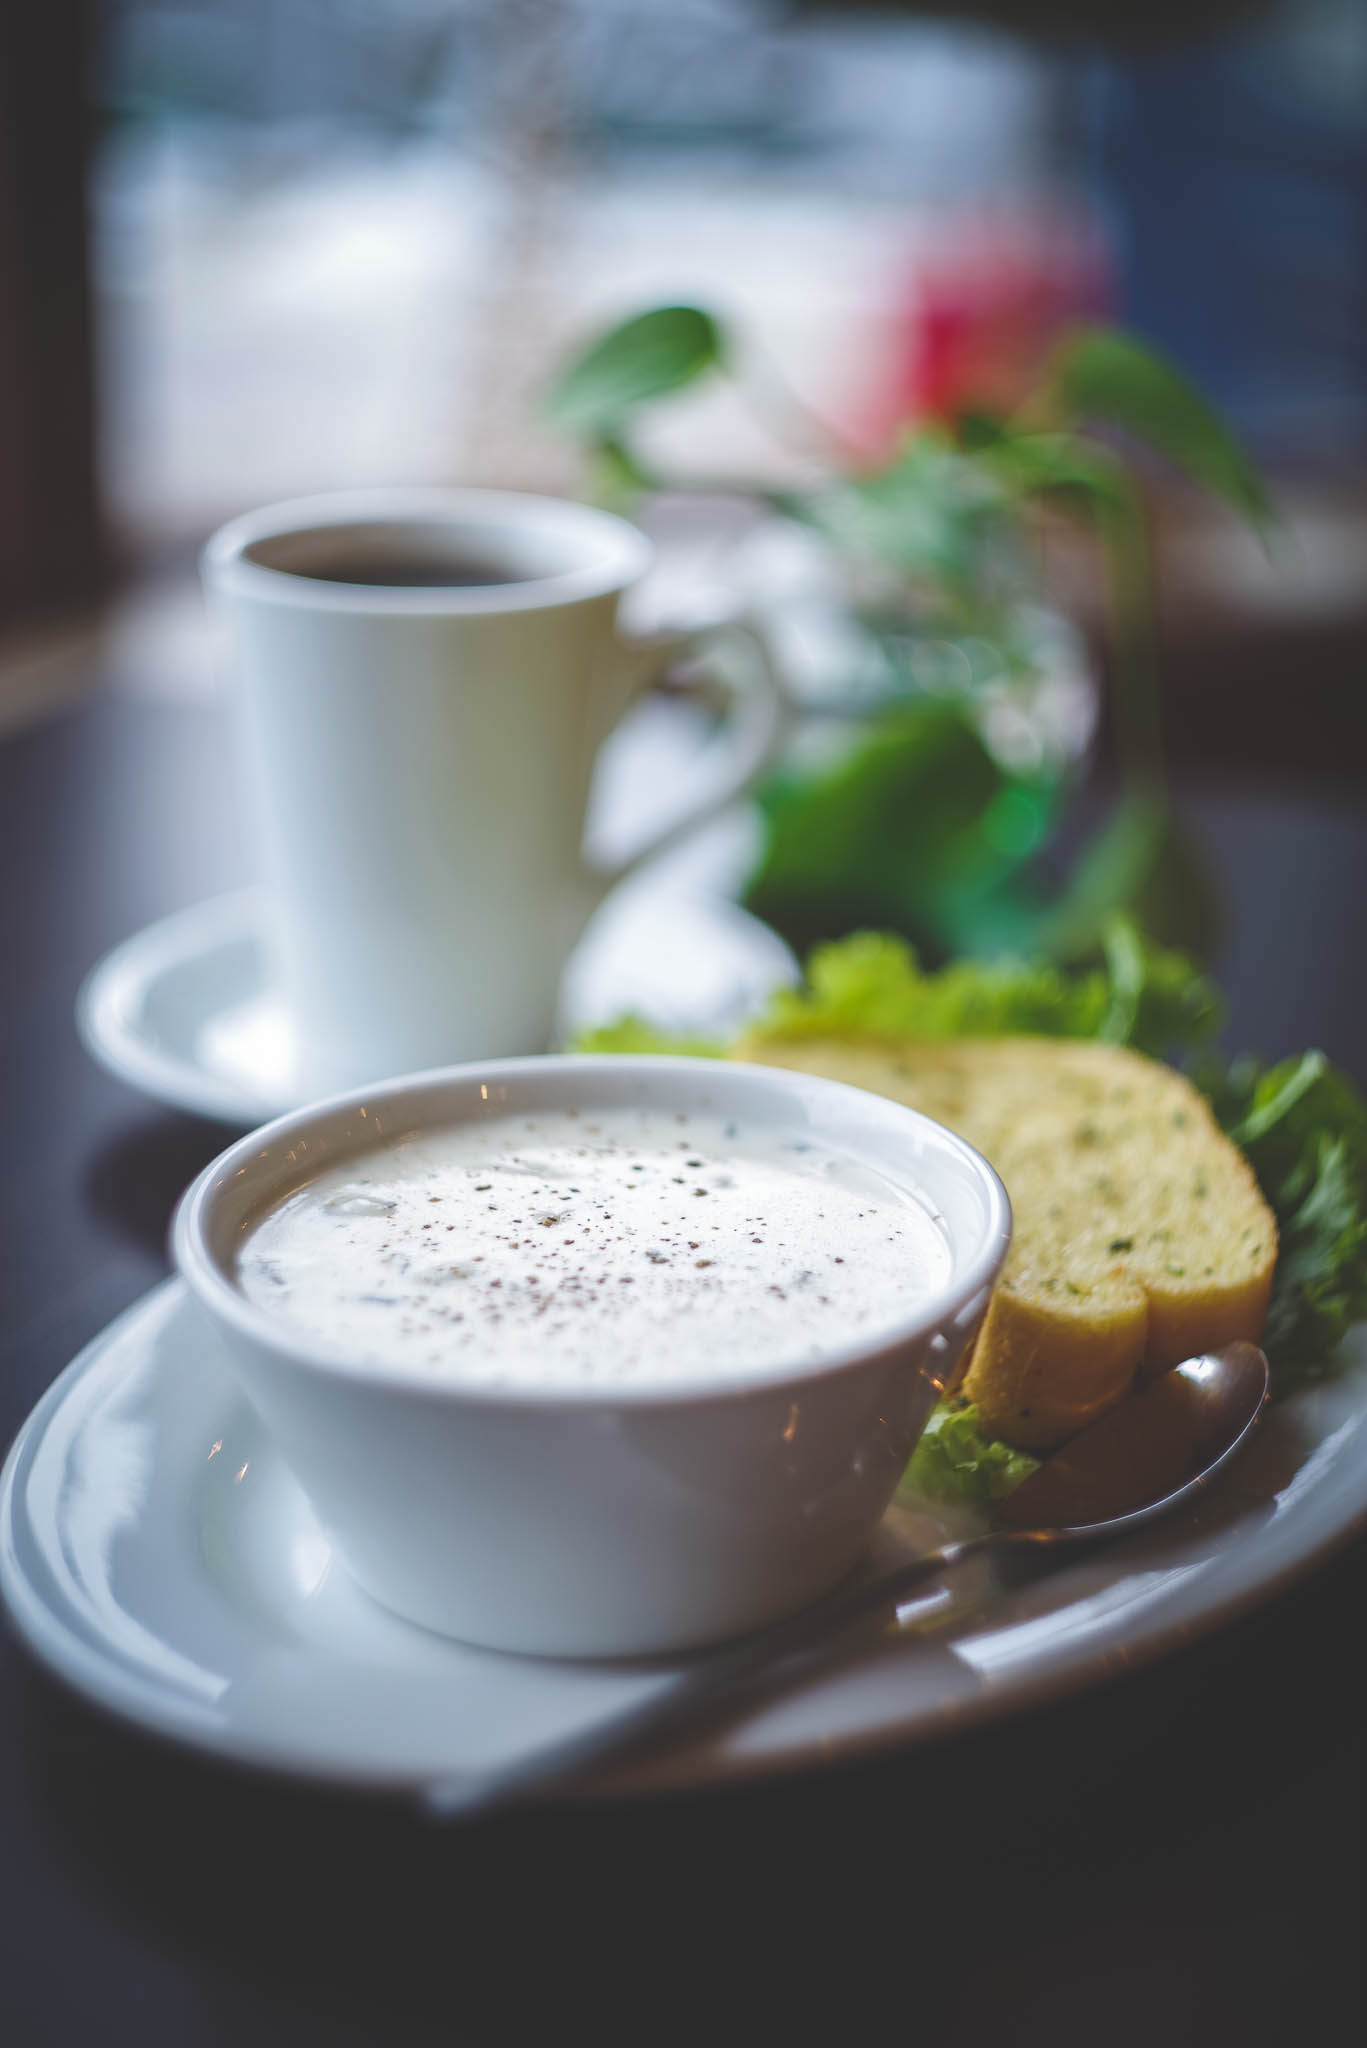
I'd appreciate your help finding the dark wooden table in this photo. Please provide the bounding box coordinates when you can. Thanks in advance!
[2,694,1366,2047]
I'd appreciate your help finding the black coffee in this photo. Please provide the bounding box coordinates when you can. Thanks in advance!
[249,546,526,589]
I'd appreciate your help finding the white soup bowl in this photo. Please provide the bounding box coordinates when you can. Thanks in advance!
[173,1055,1011,1656]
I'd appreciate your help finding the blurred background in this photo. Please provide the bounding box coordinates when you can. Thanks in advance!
[2,1,1364,793]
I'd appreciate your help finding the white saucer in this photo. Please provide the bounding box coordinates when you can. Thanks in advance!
[5,1282,1367,1807]
[76,884,798,1126]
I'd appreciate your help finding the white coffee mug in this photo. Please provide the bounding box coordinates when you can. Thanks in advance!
[203,487,786,1096]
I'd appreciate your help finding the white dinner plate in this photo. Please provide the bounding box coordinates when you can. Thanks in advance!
[4,1281,1366,1806]
[75,883,798,1126]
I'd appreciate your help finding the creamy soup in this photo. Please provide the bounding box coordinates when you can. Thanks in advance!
[235,1106,951,1388]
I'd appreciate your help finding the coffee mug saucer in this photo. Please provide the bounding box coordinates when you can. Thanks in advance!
[76,884,798,1128]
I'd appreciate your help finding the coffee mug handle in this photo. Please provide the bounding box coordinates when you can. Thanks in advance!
[585,615,790,893]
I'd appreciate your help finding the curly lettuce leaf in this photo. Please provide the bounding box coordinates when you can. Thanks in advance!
[755,917,1221,1063]
[572,1015,724,1057]
[899,1400,1040,1509]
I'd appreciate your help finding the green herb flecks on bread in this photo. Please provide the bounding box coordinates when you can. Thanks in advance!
[729,1033,1277,1449]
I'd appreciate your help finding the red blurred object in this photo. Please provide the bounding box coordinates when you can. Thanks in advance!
[855,209,1113,453]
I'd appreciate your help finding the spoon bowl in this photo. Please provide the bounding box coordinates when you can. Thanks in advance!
[425,1341,1271,1815]
[995,1339,1270,1536]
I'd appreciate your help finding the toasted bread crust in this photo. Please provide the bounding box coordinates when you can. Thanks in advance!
[731,1033,1278,1448]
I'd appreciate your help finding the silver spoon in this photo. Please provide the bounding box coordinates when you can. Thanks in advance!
[424,1341,1269,1818]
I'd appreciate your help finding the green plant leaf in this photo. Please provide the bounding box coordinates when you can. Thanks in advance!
[790,432,1011,599]
[741,702,1054,963]
[898,1399,1040,1509]
[984,428,1131,518]
[543,305,725,438]
[1043,326,1271,531]
[1033,792,1223,965]
[587,435,658,509]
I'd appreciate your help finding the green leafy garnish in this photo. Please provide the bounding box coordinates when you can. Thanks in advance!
[898,1401,1040,1509]
[1207,1051,1367,1387]
[574,1016,724,1058]
[1094,914,1225,1055]
[754,919,1221,1063]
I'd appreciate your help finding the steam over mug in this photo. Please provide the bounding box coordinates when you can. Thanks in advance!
[203,487,786,1096]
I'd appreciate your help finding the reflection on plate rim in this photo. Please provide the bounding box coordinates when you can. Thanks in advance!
[3,1279,1367,1807]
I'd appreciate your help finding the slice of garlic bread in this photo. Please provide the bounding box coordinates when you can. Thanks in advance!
[729,1034,1277,1449]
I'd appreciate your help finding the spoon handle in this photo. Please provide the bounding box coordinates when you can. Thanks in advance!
[421,1345,1269,1818]
[423,1533,1016,1818]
